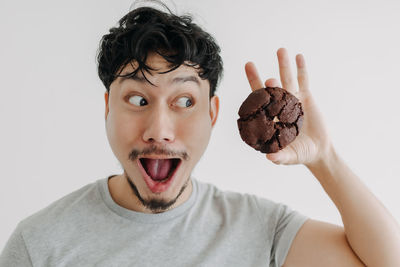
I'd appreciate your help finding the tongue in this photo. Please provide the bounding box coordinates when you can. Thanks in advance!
[143,159,172,180]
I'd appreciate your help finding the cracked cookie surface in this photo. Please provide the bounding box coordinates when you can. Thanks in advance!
[237,87,304,153]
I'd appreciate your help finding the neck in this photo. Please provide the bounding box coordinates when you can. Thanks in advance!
[107,174,193,214]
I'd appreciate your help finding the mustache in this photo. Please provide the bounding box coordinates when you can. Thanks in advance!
[129,145,189,161]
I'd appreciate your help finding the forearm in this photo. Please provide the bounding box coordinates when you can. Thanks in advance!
[306,146,400,267]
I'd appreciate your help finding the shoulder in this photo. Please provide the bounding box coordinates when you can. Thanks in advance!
[194,178,256,207]
[193,179,308,267]
[193,178,294,223]
[18,178,101,235]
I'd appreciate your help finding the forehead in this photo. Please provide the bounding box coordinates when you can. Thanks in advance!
[109,53,211,97]
[116,53,203,85]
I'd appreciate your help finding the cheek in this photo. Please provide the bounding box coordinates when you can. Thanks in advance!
[177,109,212,155]
[106,111,141,157]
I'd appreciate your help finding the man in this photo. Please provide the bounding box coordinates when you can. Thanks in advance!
[1,4,399,267]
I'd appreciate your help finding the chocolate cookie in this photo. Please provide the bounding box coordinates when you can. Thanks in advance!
[237,87,304,153]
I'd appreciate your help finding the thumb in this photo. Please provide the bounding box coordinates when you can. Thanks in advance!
[266,147,297,165]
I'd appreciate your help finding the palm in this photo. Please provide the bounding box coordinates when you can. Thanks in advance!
[245,48,331,166]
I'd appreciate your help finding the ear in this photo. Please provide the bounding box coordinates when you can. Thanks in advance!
[104,92,109,121]
[209,95,219,127]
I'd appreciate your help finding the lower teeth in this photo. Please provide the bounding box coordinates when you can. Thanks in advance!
[154,168,175,183]
[153,176,170,183]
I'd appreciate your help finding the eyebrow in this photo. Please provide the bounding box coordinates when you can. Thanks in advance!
[171,75,200,86]
[119,74,201,86]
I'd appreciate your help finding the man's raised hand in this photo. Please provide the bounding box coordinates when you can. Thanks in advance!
[244,48,332,167]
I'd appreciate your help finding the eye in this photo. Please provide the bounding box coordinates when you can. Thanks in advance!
[175,96,193,108]
[128,95,148,106]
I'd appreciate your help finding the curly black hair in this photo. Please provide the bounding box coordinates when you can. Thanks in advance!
[97,3,223,97]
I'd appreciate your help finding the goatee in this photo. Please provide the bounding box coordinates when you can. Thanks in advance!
[124,170,190,214]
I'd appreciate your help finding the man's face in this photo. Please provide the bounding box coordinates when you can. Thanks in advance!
[104,53,219,213]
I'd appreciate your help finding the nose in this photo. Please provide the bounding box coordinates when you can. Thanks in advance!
[142,107,175,144]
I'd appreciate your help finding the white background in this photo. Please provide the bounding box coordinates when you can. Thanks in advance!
[1,0,399,251]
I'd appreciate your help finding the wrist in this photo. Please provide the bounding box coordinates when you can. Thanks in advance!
[305,143,340,182]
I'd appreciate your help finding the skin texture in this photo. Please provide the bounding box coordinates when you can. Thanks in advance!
[104,53,219,214]
[245,48,400,267]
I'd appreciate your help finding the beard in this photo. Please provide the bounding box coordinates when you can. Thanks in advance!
[123,170,190,214]
[123,144,191,213]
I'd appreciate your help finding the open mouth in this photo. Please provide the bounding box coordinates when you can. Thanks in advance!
[139,158,181,183]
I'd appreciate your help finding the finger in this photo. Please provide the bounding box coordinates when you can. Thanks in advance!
[264,78,280,88]
[296,54,310,95]
[277,48,297,94]
[266,148,297,165]
[266,151,283,165]
[245,62,263,92]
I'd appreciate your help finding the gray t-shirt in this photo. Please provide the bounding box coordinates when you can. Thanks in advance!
[0,176,307,267]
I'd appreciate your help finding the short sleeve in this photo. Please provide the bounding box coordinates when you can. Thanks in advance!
[0,224,33,267]
[252,196,308,267]
[271,204,308,267]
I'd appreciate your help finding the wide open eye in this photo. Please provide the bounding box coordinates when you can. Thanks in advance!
[128,95,148,106]
[176,96,193,108]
